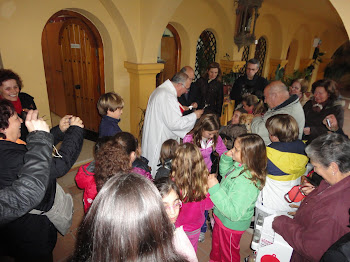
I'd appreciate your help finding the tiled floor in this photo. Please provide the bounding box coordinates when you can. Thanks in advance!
[53,94,350,261]
[54,165,254,262]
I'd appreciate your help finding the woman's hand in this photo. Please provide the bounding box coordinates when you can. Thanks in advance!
[69,116,84,128]
[208,173,219,188]
[301,181,315,196]
[323,114,339,132]
[25,110,50,133]
[59,115,73,132]
[303,127,310,135]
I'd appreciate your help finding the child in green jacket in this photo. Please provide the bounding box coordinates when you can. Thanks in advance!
[208,133,267,262]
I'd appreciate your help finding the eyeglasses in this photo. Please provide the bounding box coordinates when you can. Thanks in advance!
[181,83,190,91]
[164,200,182,211]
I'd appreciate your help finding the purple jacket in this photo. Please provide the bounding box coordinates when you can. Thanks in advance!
[273,176,350,261]
[183,133,227,171]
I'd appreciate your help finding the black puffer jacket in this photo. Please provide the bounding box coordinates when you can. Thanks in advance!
[0,125,84,260]
[0,131,53,225]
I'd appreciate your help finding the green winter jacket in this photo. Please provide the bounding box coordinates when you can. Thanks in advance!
[208,153,260,231]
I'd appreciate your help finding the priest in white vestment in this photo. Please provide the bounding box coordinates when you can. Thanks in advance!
[142,72,203,177]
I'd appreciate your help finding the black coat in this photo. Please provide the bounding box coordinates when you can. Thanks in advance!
[0,131,53,225]
[303,99,344,143]
[0,125,84,260]
[178,82,201,116]
[230,74,268,105]
[18,92,37,141]
[321,232,350,262]
[195,77,224,116]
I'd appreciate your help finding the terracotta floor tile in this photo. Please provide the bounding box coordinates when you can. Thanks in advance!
[53,232,76,262]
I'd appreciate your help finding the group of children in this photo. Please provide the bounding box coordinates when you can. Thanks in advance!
[75,91,308,261]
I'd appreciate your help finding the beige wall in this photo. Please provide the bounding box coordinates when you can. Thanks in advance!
[0,0,349,133]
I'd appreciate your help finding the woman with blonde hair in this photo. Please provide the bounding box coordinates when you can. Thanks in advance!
[289,78,310,106]
[171,143,213,251]
[241,94,266,115]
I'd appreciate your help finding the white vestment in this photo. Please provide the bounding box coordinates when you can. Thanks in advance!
[141,80,197,177]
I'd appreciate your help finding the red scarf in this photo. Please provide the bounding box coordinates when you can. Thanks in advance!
[0,95,22,115]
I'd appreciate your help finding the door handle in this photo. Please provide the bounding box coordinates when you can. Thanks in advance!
[75,84,81,89]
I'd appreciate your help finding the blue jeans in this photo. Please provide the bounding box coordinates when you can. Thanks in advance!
[201,210,209,233]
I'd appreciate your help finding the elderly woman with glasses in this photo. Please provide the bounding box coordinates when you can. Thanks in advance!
[272,133,350,261]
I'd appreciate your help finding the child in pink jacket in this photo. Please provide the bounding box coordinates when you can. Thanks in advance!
[183,113,226,241]
[171,143,213,251]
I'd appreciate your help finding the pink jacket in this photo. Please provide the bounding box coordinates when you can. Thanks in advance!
[183,134,227,171]
[175,194,213,232]
[75,162,152,213]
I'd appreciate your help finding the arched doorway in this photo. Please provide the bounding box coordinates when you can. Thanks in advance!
[157,24,181,86]
[42,10,104,133]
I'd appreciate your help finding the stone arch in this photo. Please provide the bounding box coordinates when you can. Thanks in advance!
[169,22,192,67]
[97,0,137,62]
[329,0,350,39]
[291,24,313,59]
[256,14,283,59]
[320,27,348,58]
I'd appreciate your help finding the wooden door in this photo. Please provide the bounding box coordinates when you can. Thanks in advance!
[59,18,101,132]
[160,24,181,82]
[161,36,177,81]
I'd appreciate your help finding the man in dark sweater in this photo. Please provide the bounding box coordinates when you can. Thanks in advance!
[178,66,200,115]
[230,58,268,105]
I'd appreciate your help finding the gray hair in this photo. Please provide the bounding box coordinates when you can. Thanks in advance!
[171,72,189,85]
[305,133,350,173]
[247,58,260,68]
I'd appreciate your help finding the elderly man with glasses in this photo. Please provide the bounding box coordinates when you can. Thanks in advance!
[142,69,204,177]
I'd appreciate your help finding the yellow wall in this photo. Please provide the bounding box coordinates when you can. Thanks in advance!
[0,0,349,133]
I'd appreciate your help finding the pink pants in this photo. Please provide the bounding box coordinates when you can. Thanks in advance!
[184,228,201,252]
[210,215,244,262]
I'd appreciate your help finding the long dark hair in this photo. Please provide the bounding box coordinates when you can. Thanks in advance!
[189,113,220,150]
[72,172,188,262]
[0,99,16,139]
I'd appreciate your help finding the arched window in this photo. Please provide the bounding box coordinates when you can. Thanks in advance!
[195,30,217,80]
[254,37,267,76]
[240,45,251,75]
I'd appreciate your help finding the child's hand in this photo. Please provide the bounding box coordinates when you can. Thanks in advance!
[70,116,84,128]
[287,204,300,217]
[225,149,233,157]
[59,115,73,132]
[208,173,219,188]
